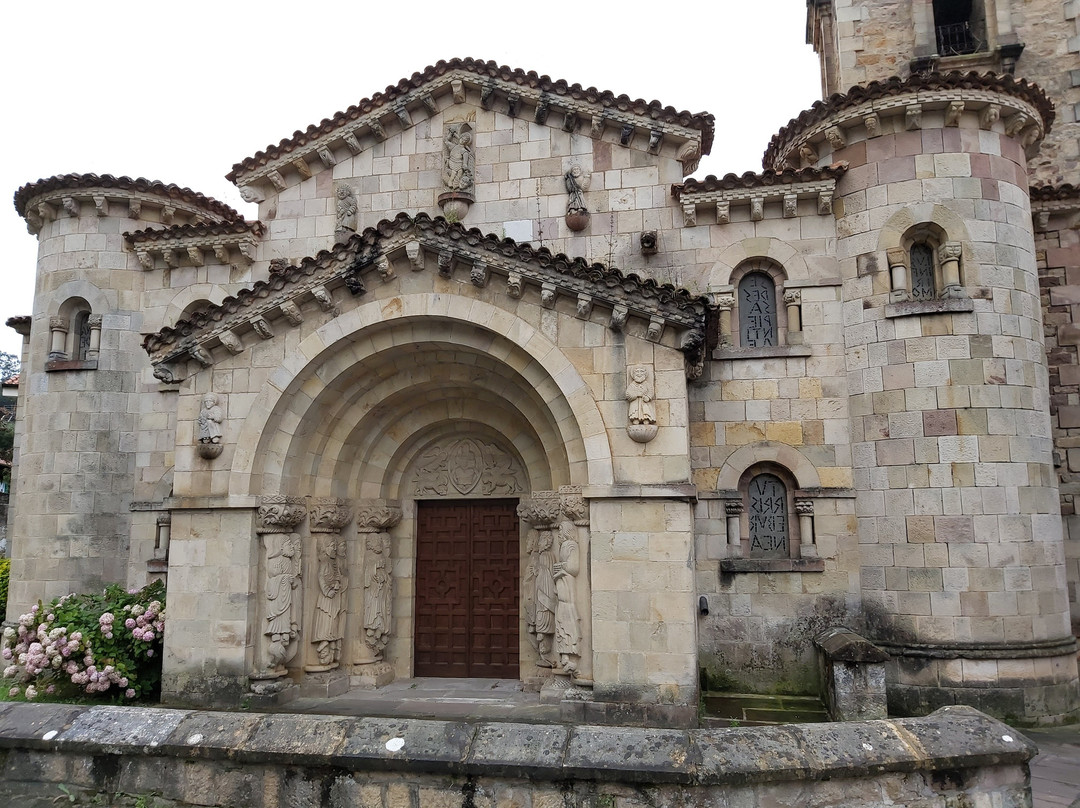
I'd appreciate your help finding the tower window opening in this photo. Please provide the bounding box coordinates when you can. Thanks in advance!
[933,0,986,55]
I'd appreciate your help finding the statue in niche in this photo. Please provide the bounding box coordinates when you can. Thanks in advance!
[554,519,581,675]
[363,530,392,654]
[263,532,302,672]
[564,165,588,214]
[335,184,357,242]
[626,365,656,425]
[443,125,474,193]
[311,534,347,668]
[198,393,224,444]
[534,528,558,667]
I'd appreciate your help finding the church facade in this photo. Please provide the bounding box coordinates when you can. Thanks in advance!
[7,0,1080,724]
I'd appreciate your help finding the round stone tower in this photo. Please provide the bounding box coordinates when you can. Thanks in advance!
[766,73,1079,723]
[9,174,238,616]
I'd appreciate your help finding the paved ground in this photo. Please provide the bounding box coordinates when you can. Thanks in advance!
[1024,727,1080,808]
[287,678,1079,805]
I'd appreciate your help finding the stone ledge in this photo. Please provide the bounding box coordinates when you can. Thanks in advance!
[581,483,697,501]
[884,297,975,318]
[712,345,813,360]
[0,702,1035,786]
[44,358,98,372]
[720,557,826,574]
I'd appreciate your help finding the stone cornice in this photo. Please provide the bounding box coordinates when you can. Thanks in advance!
[671,168,845,227]
[1031,185,1080,232]
[14,174,239,235]
[763,71,1053,171]
[5,316,30,337]
[142,213,711,377]
[227,58,714,196]
[124,221,265,271]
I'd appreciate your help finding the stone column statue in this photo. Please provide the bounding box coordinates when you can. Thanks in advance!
[353,499,402,687]
[517,493,562,669]
[305,498,353,672]
[555,495,586,677]
[251,496,306,689]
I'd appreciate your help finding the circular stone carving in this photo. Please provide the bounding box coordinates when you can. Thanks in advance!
[565,211,590,232]
[627,423,658,444]
[197,443,224,459]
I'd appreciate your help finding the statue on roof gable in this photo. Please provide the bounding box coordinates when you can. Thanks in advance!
[443,124,475,193]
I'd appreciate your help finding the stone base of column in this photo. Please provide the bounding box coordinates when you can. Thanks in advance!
[883,643,1079,726]
[300,670,350,698]
[351,661,394,689]
[245,676,299,708]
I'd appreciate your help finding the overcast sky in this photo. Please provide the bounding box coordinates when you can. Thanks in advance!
[0,1,822,358]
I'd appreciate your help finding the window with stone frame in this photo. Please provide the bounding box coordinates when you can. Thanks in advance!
[932,0,987,56]
[728,258,792,349]
[50,297,97,364]
[739,464,800,559]
[888,223,964,303]
[909,242,937,300]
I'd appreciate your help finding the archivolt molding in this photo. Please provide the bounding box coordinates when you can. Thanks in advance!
[46,280,111,319]
[707,238,808,291]
[876,203,972,252]
[716,441,822,491]
[143,214,710,382]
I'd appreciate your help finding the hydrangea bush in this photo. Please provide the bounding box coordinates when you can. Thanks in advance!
[2,580,165,701]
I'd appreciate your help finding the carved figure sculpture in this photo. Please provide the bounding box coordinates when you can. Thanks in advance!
[311,534,346,668]
[523,529,539,645]
[264,532,302,672]
[198,393,224,444]
[565,165,587,213]
[517,494,561,668]
[626,365,656,425]
[335,184,357,240]
[554,519,581,674]
[443,128,474,192]
[363,531,392,653]
[534,528,558,667]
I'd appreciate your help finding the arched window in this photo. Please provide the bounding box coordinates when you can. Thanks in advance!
[738,272,778,348]
[49,297,99,367]
[888,223,964,303]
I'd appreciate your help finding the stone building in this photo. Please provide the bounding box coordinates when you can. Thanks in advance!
[6,0,1079,724]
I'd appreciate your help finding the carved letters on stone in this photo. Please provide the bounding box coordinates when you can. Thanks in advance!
[412,437,523,497]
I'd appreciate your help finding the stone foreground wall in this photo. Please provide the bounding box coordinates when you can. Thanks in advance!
[0,702,1035,808]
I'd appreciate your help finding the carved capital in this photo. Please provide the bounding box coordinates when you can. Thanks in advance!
[355,500,403,533]
[156,512,172,527]
[714,295,735,312]
[783,289,802,306]
[561,493,589,527]
[886,247,908,270]
[725,500,744,517]
[256,495,306,533]
[940,242,962,262]
[795,498,815,517]
[517,492,562,530]
[49,316,68,332]
[307,497,354,533]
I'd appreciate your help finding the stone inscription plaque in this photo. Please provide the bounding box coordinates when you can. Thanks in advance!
[740,273,777,347]
[748,473,788,557]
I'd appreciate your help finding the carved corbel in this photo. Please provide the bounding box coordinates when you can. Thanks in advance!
[438,250,454,279]
[162,206,175,225]
[394,105,412,129]
[540,283,557,309]
[619,123,634,147]
[1004,112,1030,138]
[127,199,141,219]
[590,115,606,138]
[824,126,845,150]
[93,195,108,216]
[62,197,79,217]
[648,130,664,154]
[1035,210,1051,231]
[368,120,386,141]
[213,245,230,265]
[534,97,550,124]
[676,140,701,175]
[506,94,520,118]
[506,272,523,299]
[682,202,697,227]
[980,104,1001,130]
[153,364,179,385]
[343,132,363,155]
[421,94,439,117]
[470,260,488,288]
[37,202,56,223]
[750,197,764,222]
[451,80,466,104]
[25,209,42,234]
[374,255,394,282]
[280,300,303,326]
[220,330,243,355]
[162,250,178,269]
[783,194,798,218]
[610,304,628,331]
[864,113,880,138]
[137,251,154,271]
[311,286,334,311]
[576,294,593,320]
[716,201,730,225]
[251,317,274,340]
[798,142,818,167]
[646,317,664,343]
[562,111,578,133]
[905,104,922,130]
[238,242,256,264]
[267,171,287,192]
[344,268,366,295]
[238,185,265,203]
[481,83,496,110]
[818,192,833,215]
[945,100,965,127]
[406,241,424,271]
[187,246,204,266]
[316,146,337,168]
[292,158,312,180]
[190,344,213,367]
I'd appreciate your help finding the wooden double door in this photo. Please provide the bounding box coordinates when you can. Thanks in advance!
[414,499,520,677]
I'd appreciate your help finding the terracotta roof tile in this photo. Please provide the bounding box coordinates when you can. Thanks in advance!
[227,57,715,181]
[763,71,1054,169]
[672,166,847,199]
[1030,184,1080,202]
[124,219,265,245]
[14,174,240,221]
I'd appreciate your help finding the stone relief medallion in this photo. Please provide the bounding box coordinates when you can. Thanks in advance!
[413,437,523,497]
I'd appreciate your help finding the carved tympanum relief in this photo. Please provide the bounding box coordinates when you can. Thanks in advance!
[412,437,523,497]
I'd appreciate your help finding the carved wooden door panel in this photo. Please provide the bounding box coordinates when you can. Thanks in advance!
[414,500,519,678]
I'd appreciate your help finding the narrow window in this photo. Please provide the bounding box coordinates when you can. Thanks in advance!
[739,273,778,348]
[73,311,91,360]
[747,473,789,558]
[910,243,937,300]
[933,0,986,55]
